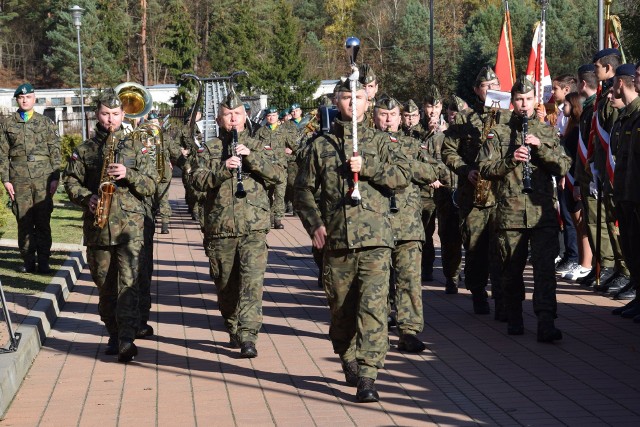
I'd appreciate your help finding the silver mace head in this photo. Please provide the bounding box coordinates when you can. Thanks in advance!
[345,37,360,65]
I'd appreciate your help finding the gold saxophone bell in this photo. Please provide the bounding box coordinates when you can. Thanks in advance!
[114,82,153,119]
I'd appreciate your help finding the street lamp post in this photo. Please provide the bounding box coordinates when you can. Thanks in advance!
[70,5,86,139]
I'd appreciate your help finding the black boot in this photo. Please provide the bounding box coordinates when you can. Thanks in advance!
[136,323,154,339]
[342,360,359,387]
[537,320,562,343]
[160,222,170,234]
[356,377,379,403]
[118,339,138,362]
[445,278,459,294]
[494,299,508,322]
[397,333,426,353]
[17,259,36,273]
[37,258,52,274]
[104,334,119,355]
[472,289,490,314]
[621,303,640,319]
[240,341,258,358]
[612,297,640,315]
[507,310,524,335]
[273,219,284,229]
[229,333,240,349]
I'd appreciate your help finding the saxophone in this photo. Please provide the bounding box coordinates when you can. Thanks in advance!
[473,105,499,206]
[94,129,119,229]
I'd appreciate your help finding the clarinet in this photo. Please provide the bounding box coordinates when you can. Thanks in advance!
[386,127,399,213]
[231,128,247,198]
[521,115,533,194]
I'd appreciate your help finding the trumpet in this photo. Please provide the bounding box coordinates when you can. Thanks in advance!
[231,128,246,198]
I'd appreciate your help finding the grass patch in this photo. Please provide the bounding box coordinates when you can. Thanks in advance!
[0,248,70,295]
[0,190,84,245]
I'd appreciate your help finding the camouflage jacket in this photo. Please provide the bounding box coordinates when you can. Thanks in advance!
[612,97,640,203]
[418,130,457,204]
[190,128,283,238]
[593,89,619,194]
[0,111,61,183]
[294,118,411,250]
[402,122,425,140]
[254,123,293,169]
[478,113,571,230]
[442,100,511,212]
[63,124,158,246]
[573,94,595,187]
[386,131,440,242]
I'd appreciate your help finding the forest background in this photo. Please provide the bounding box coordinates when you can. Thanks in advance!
[0,0,639,107]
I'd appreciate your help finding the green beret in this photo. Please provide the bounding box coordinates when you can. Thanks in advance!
[475,66,498,86]
[220,91,244,110]
[511,74,535,95]
[374,96,400,111]
[290,103,301,110]
[358,64,376,84]
[266,106,278,114]
[95,89,122,110]
[335,78,364,93]
[403,99,419,113]
[147,111,159,120]
[423,85,441,105]
[14,83,34,97]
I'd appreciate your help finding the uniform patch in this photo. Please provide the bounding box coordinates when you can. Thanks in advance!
[141,147,148,154]
[389,135,398,143]
[71,152,79,161]
[264,145,272,150]
[420,145,428,150]
[487,132,495,139]
[197,147,205,153]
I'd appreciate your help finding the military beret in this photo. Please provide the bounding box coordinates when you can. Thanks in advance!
[447,95,466,112]
[578,64,596,75]
[335,78,364,93]
[475,66,498,86]
[358,64,376,84]
[615,63,636,77]
[95,89,122,110]
[423,85,441,105]
[279,109,290,120]
[592,48,621,63]
[147,111,159,120]
[290,103,301,110]
[243,102,251,112]
[265,106,278,114]
[511,74,535,95]
[219,91,244,110]
[374,96,400,111]
[403,99,419,113]
[14,83,34,97]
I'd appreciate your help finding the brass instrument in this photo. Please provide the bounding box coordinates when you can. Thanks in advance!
[130,123,165,182]
[474,104,499,206]
[94,129,119,229]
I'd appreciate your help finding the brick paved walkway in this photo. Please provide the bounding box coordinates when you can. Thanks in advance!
[2,178,640,426]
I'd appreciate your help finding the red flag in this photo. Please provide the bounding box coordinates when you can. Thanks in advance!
[525,22,552,103]
[495,13,515,93]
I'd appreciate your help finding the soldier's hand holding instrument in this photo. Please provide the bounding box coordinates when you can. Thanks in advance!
[231,127,247,198]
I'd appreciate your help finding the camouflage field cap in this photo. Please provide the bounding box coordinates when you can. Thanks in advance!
[14,83,34,97]
[220,91,244,110]
[511,74,535,95]
[447,95,466,112]
[374,96,400,111]
[335,78,364,93]
[403,99,419,113]
[95,89,122,110]
[475,66,498,86]
[423,85,441,105]
[359,64,377,84]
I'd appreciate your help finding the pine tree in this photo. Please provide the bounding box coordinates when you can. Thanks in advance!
[156,0,197,81]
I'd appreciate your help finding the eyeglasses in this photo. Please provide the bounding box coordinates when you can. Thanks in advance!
[481,82,500,89]
[403,114,419,118]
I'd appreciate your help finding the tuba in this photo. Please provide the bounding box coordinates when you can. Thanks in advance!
[94,129,119,229]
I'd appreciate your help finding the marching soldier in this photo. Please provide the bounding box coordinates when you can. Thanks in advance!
[359,64,378,127]
[442,66,510,319]
[254,106,291,229]
[63,90,157,362]
[374,96,440,353]
[446,95,468,125]
[478,75,571,342]
[401,99,424,139]
[191,92,283,358]
[0,83,61,274]
[284,103,305,214]
[295,79,411,403]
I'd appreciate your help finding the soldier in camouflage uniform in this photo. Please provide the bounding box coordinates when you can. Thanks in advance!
[179,110,204,221]
[359,64,378,128]
[401,99,425,140]
[254,106,292,229]
[0,83,61,274]
[478,76,571,342]
[63,90,157,362]
[446,95,468,126]
[283,103,305,214]
[191,92,283,358]
[295,79,411,403]
[374,96,440,353]
[442,66,510,319]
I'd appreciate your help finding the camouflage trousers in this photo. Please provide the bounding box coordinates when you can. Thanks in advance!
[285,161,298,210]
[207,232,268,343]
[323,247,391,380]
[421,198,436,278]
[182,172,197,213]
[617,202,640,286]
[460,206,502,300]
[138,210,155,324]
[580,186,628,275]
[268,170,287,222]
[155,179,171,223]
[435,189,462,280]
[11,176,54,263]
[392,240,424,335]
[87,240,142,341]
[496,227,558,319]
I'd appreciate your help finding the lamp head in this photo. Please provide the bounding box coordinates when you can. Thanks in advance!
[69,5,84,28]
[345,37,360,66]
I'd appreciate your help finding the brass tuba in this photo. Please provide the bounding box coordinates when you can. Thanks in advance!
[94,129,118,229]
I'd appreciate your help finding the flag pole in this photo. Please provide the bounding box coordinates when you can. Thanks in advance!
[505,1,516,83]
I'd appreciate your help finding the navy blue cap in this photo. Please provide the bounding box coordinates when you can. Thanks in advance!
[615,63,636,77]
[592,48,621,63]
[578,64,595,74]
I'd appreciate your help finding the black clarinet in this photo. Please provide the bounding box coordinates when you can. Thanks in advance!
[521,115,533,194]
[231,128,247,198]
[386,127,399,213]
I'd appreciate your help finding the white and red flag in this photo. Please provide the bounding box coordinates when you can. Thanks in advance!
[525,21,552,104]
